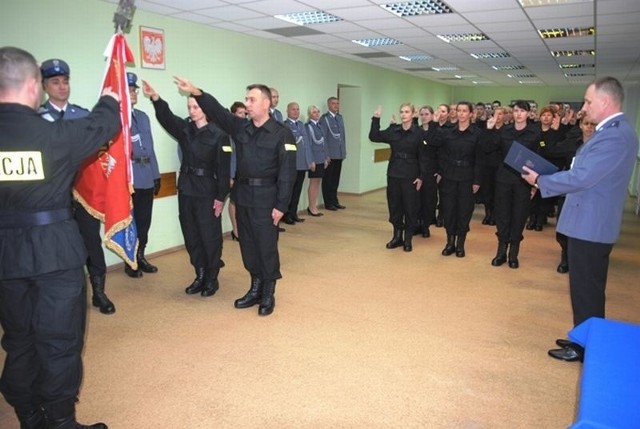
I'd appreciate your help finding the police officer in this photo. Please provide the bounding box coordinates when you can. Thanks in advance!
[321,96,347,211]
[142,80,231,298]
[283,101,312,225]
[38,58,115,315]
[125,72,161,278]
[174,77,297,316]
[0,46,120,429]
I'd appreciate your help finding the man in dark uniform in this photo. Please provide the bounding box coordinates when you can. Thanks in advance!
[174,77,297,316]
[38,58,115,315]
[125,72,161,278]
[0,46,120,429]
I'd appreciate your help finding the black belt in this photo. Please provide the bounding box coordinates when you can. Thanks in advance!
[132,156,151,164]
[0,208,73,229]
[236,177,277,186]
[180,166,216,177]
[393,152,417,160]
[450,159,471,167]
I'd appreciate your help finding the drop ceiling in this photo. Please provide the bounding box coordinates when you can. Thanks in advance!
[102,0,640,87]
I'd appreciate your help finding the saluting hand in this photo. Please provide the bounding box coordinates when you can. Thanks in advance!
[373,105,382,118]
[486,116,496,130]
[141,80,159,101]
[173,76,202,96]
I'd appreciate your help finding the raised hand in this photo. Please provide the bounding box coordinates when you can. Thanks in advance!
[173,76,202,96]
[141,80,158,101]
[373,105,382,118]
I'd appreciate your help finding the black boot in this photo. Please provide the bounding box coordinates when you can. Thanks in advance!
[46,415,107,429]
[422,225,430,238]
[16,408,46,429]
[508,242,520,269]
[385,227,403,249]
[258,280,276,316]
[482,207,491,225]
[200,268,220,297]
[124,263,142,278]
[413,220,423,236]
[137,245,158,273]
[90,275,115,315]
[455,234,466,257]
[185,268,206,295]
[403,234,413,252]
[491,242,508,266]
[235,276,262,309]
[557,249,569,273]
[441,235,456,256]
[526,216,536,230]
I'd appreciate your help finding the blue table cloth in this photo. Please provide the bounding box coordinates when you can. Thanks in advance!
[568,317,640,429]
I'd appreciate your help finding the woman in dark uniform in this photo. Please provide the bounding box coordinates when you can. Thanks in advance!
[430,102,482,257]
[486,100,542,268]
[369,103,424,252]
[142,80,231,296]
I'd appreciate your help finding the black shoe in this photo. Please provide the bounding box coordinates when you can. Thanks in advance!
[325,205,338,211]
[548,344,584,362]
[307,207,323,217]
[435,218,444,228]
[185,268,206,295]
[282,215,295,225]
[124,264,142,278]
[278,226,286,232]
[534,224,543,232]
[230,231,239,241]
[291,214,305,223]
[555,338,576,348]
[403,241,412,252]
[201,279,219,297]
[422,228,430,238]
[235,277,262,309]
[557,261,569,273]
[481,214,490,225]
[90,275,115,315]
[335,204,346,209]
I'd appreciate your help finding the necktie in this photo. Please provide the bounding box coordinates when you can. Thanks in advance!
[58,109,65,120]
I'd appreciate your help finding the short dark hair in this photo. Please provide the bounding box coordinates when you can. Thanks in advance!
[0,46,39,94]
[513,99,531,112]
[456,101,474,112]
[592,76,624,106]
[246,84,272,102]
[230,101,246,114]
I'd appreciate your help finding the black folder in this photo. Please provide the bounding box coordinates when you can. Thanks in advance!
[504,141,559,176]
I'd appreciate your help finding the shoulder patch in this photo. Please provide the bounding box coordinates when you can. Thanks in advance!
[222,145,232,153]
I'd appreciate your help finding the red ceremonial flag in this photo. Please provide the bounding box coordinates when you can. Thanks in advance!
[73,32,138,268]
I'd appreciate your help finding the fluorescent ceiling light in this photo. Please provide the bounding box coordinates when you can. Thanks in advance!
[472,80,493,85]
[551,50,595,57]
[492,65,525,70]
[274,10,343,26]
[538,27,595,39]
[431,66,459,71]
[519,0,592,7]
[519,79,542,84]
[559,63,595,69]
[437,33,489,43]
[508,73,536,78]
[470,52,510,59]
[352,38,402,47]
[381,0,452,17]
[399,54,433,62]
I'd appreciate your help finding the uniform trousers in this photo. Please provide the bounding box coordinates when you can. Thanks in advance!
[178,194,222,271]
[386,176,419,235]
[0,268,86,412]
[322,158,343,207]
[493,180,532,243]
[132,187,154,247]
[74,203,106,278]
[287,170,307,217]
[418,170,438,226]
[480,166,497,211]
[440,178,475,236]
[236,205,281,281]
[568,237,613,327]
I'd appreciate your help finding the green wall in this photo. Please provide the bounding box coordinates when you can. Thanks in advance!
[3,0,609,265]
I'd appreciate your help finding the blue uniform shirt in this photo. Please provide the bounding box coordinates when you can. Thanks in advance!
[131,108,161,189]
